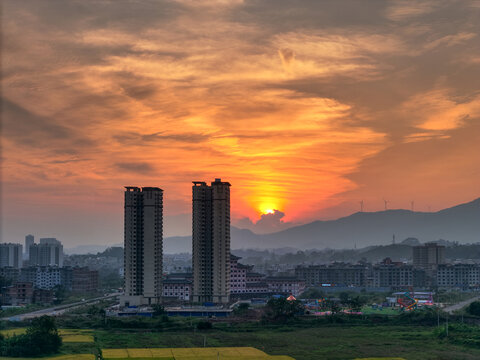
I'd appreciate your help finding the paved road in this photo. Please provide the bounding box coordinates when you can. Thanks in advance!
[443,295,480,314]
[2,292,121,321]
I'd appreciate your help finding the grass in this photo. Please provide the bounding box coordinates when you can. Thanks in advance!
[102,347,294,359]
[360,306,400,315]
[0,328,94,343]
[93,324,480,360]
[0,355,95,360]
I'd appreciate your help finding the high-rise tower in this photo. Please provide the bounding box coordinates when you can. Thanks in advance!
[121,186,163,306]
[25,235,34,260]
[192,178,231,304]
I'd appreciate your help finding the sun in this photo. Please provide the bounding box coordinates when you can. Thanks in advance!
[264,209,275,214]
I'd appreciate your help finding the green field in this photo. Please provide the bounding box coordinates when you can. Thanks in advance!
[0,328,94,343]
[93,325,480,360]
[0,355,94,360]
[3,317,480,359]
[360,306,401,315]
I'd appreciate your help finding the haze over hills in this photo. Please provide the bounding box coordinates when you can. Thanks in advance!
[162,198,480,253]
[233,197,480,250]
[66,198,480,254]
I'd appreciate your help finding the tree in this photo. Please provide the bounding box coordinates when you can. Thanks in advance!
[263,297,304,323]
[233,303,250,316]
[347,296,365,312]
[53,285,67,304]
[299,288,324,299]
[152,304,166,317]
[0,316,62,357]
[467,301,480,316]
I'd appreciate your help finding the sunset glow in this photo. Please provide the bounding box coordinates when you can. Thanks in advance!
[2,0,480,246]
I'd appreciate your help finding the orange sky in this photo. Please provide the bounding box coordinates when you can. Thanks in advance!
[1,0,480,247]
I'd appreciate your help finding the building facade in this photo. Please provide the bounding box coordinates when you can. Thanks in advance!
[413,242,446,269]
[295,263,369,287]
[0,243,23,268]
[72,267,99,293]
[162,273,193,301]
[436,264,480,289]
[372,258,426,288]
[29,242,64,267]
[121,186,163,306]
[21,266,63,289]
[25,235,34,259]
[230,254,252,295]
[192,179,231,304]
[5,282,34,306]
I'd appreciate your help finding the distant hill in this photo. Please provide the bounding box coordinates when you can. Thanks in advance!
[70,198,480,254]
[230,198,480,250]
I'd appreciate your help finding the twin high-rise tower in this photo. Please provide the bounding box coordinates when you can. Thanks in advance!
[192,179,231,304]
[121,179,231,306]
[121,186,164,306]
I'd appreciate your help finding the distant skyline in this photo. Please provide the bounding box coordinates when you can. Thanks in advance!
[2,0,480,247]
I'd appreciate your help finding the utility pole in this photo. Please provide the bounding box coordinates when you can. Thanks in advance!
[384,199,389,210]
[411,201,415,211]
[359,200,364,212]
[204,335,206,347]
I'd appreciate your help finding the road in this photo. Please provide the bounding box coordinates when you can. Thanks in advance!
[443,295,480,314]
[2,292,121,321]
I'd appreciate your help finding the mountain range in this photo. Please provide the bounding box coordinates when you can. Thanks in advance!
[66,198,480,254]
[163,197,480,253]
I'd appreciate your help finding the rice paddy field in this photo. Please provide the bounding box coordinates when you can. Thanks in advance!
[102,347,294,359]
[2,322,480,359]
[93,325,480,360]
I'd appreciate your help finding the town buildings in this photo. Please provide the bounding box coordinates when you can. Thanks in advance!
[25,235,34,259]
[121,186,163,306]
[413,242,446,269]
[436,263,480,289]
[71,267,100,293]
[230,254,251,295]
[0,243,23,268]
[29,238,64,267]
[162,273,193,302]
[192,179,231,304]
[295,263,369,287]
[372,258,425,288]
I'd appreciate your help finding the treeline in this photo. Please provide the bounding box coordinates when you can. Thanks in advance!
[0,316,62,357]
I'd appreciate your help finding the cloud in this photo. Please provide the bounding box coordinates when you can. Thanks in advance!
[114,162,156,174]
[113,131,211,145]
[1,0,480,245]
[278,48,295,69]
[235,210,298,234]
[385,0,438,21]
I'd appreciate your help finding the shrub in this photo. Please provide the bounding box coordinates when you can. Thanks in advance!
[197,321,213,330]
[466,301,480,316]
[0,316,62,357]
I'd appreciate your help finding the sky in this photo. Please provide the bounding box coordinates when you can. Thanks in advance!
[1,0,480,247]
